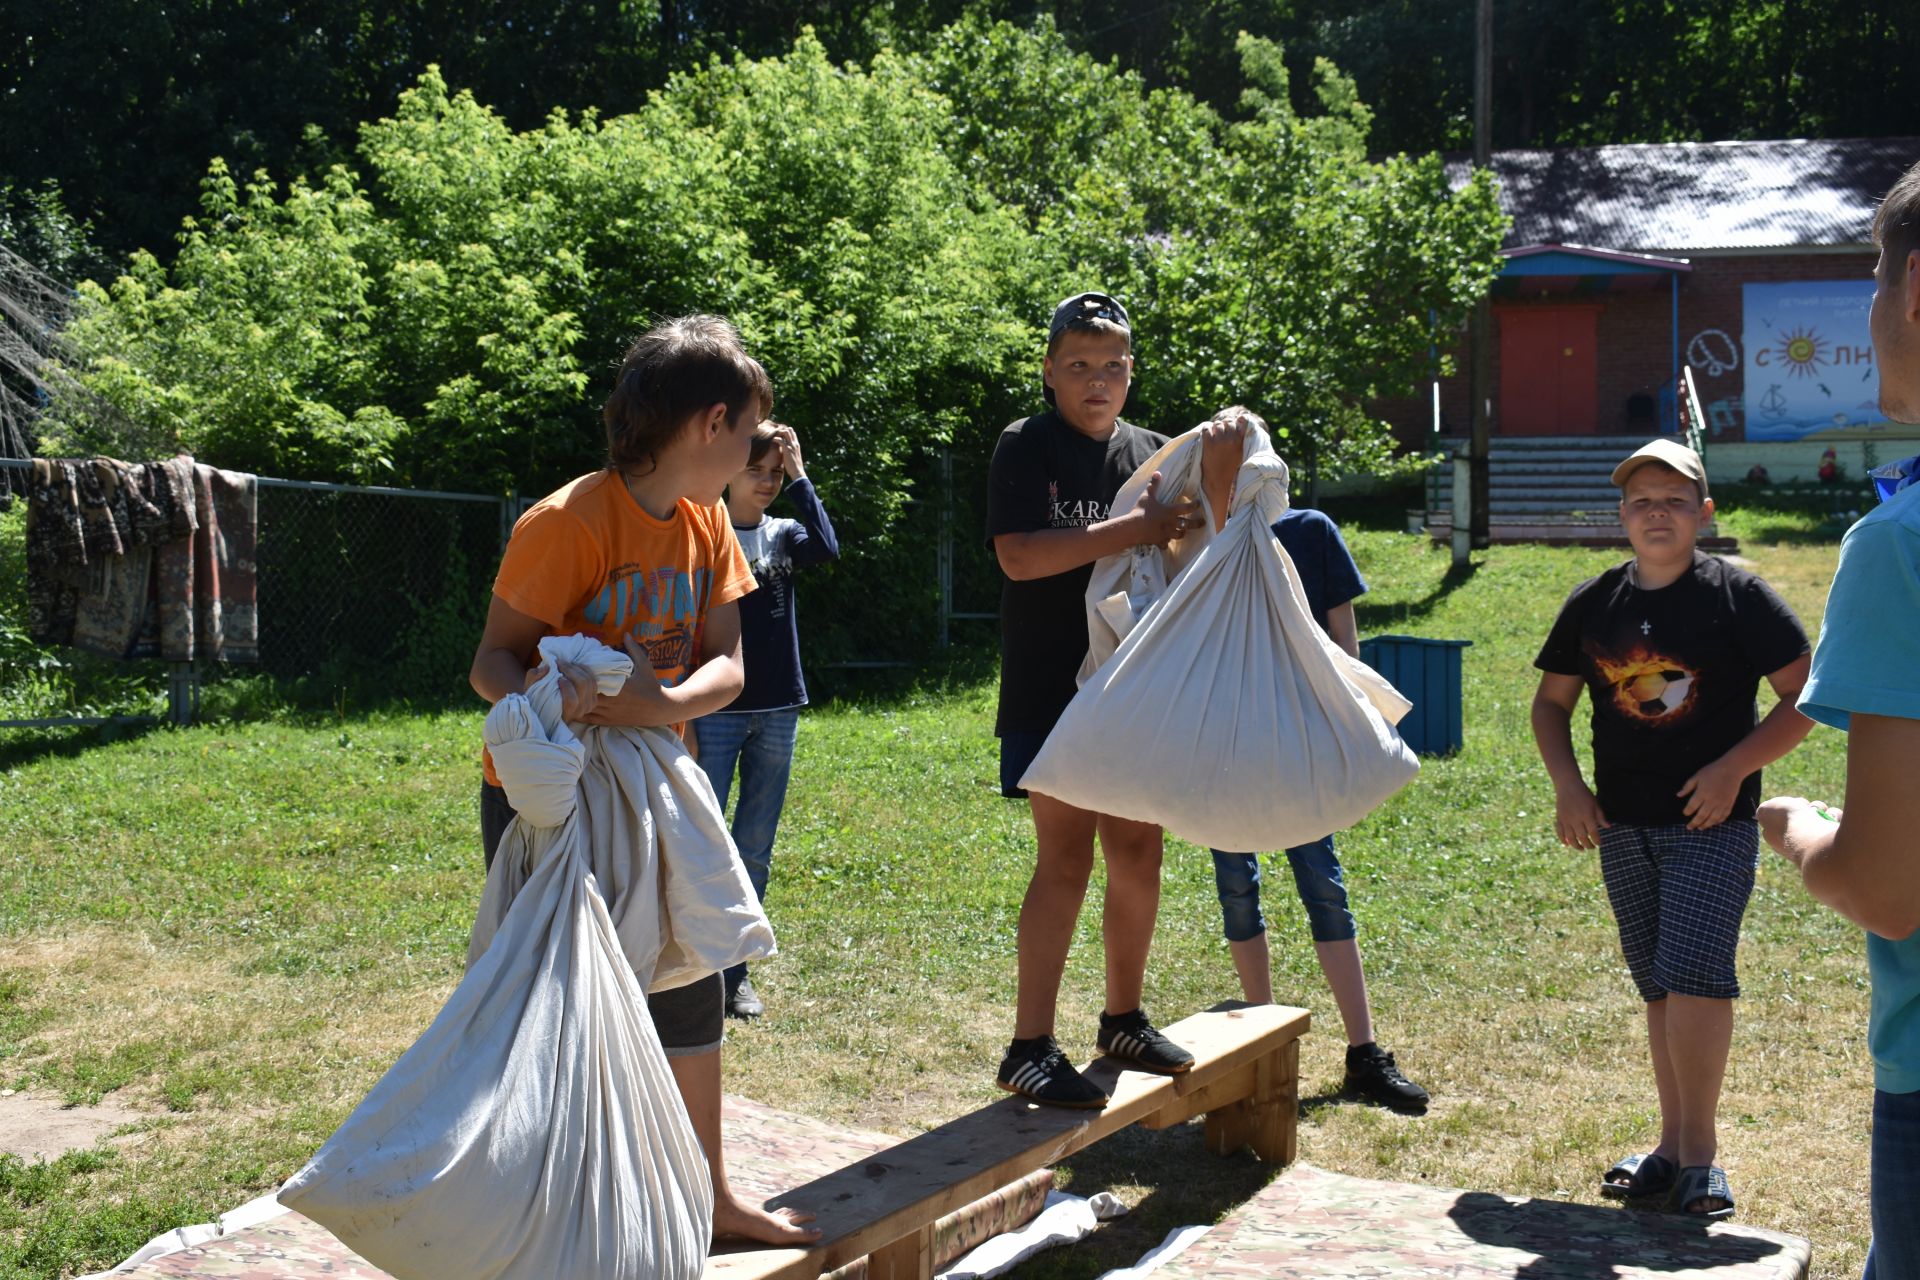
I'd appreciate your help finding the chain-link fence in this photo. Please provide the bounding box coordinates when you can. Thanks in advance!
[4,455,1007,724]
[253,478,507,695]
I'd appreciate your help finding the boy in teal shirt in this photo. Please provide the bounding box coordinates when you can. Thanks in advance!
[1761,155,1920,1280]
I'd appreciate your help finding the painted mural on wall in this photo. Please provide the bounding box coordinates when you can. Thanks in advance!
[1741,280,1882,441]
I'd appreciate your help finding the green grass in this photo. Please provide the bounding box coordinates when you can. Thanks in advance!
[0,528,1874,1279]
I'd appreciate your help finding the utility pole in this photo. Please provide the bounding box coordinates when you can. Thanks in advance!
[1467,0,1494,555]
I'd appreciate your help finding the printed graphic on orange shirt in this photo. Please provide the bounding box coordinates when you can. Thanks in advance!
[583,565,712,681]
[1593,647,1700,724]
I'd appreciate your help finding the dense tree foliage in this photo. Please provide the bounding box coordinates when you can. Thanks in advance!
[30,22,1503,654]
[1287,0,1920,156]
[3,2,1909,268]
[41,23,1502,490]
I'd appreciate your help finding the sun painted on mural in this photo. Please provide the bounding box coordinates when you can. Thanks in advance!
[1772,325,1831,379]
[1593,648,1700,724]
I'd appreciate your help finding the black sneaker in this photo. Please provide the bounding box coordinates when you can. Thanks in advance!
[1096,1008,1195,1075]
[997,1036,1109,1109]
[725,970,764,1020]
[1344,1042,1428,1113]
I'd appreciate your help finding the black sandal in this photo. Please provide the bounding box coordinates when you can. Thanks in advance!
[1672,1164,1735,1219]
[1600,1152,1677,1199]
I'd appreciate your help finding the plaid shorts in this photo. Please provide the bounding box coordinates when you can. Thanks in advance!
[1598,820,1759,1002]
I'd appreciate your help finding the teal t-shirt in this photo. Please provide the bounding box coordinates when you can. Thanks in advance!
[1798,481,1920,1095]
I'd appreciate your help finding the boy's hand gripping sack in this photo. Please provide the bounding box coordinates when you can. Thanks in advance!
[281,636,773,1280]
[1019,421,1419,851]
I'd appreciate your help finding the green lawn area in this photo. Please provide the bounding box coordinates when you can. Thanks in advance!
[0,521,1872,1280]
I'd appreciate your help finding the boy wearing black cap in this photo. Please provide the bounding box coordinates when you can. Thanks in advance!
[1530,438,1813,1217]
[985,292,1241,1107]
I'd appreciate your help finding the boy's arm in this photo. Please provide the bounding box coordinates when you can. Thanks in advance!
[995,471,1196,581]
[583,599,746,728]
[1198,414,1247,533]
[1324,601,1360,659]
[1761,712,1920,940]
[1676,652,1814,829]
[783,476,839,568]
[1531,672,1609,849]
[469,596,600,720]
[774,426,839,568]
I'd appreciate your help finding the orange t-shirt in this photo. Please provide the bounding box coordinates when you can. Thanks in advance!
[483,469,756,784]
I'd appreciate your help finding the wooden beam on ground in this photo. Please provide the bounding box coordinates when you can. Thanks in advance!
[705,1002,1309,1280]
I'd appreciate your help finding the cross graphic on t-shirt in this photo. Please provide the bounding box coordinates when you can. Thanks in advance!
[1640,619,1652,636]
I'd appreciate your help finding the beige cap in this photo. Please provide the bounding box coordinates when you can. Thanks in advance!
[1611,438,1708,497]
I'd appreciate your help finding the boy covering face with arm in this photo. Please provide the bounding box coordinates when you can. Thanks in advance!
[694,420,839,1021]
[986,292,1242,1108]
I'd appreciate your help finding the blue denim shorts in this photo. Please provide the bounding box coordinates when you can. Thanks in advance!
[1211,836,1357,944]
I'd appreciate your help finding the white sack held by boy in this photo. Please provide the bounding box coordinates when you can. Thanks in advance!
[281,635,773,1280]
[1020,413,1419,852]
[468,635,776,990]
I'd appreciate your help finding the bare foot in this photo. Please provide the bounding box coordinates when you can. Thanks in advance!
[712,1195,821,1246]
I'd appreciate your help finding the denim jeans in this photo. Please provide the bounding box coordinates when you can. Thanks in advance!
[695,708,799,906]
[1210,835,1358,944]
[1865,1087,1920,1279]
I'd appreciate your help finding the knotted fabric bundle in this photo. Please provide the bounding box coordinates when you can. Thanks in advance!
[470,634,776,989]
[1020,420,1420,852]
[281,634,774,1280]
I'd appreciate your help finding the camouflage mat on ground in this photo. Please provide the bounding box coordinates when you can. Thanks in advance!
[1156,1162,1811,1280]
[111,1096,1051,1279]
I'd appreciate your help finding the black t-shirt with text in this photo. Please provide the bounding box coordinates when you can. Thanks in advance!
[1534,551,1809,826]
[985,410,1166,736]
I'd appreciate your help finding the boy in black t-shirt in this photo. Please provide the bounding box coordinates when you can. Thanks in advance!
[1530,439,1812,1218]
[985,292,1242,1108]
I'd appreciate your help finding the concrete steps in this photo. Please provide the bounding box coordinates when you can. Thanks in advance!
[1425,434,1735,550]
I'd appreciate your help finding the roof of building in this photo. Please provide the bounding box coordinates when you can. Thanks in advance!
[1446,136,1920,254]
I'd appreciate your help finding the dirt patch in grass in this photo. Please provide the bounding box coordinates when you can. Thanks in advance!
[0,926,454,1119]
[0,1092,146,1161]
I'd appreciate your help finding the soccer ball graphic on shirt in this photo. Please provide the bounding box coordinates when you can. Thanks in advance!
[1598,651,1699,723]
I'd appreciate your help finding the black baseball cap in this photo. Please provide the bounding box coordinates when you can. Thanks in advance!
[1044,291,1130,404]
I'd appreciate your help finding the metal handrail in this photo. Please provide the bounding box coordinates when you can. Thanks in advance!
[1679,366,1708,460]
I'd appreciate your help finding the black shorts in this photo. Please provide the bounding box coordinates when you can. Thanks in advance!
[481,782,724,1055]
[998,728,1051,799]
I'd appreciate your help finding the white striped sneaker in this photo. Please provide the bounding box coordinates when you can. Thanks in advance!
[1097,1008,1194,1074]
[996,1035,1109,1109]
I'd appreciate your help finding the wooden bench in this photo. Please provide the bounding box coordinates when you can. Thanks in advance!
[706,1001,1310,1280]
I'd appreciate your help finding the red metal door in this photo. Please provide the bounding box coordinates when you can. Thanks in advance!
[1497,306,1599,434]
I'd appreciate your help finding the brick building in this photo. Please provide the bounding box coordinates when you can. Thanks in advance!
[1391,136,1920,487]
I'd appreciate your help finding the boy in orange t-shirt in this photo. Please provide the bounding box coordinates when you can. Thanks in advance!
[468,314,818,1247]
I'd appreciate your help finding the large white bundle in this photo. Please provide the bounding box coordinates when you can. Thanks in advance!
[470,635,777,991]
[281,635,774,1280]
[1020,421,1419,852]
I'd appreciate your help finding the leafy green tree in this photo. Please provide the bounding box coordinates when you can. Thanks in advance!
[917,19,1505,485]
[42,23,1505,657]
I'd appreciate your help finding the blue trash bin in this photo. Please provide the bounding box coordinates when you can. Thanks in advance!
[1357,635,1471,756]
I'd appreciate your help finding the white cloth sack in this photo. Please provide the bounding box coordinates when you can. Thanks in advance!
[1020,422,1419,852]
[936,1191,1127,1280]
[470,635,776,991]
[280,635,774,1280]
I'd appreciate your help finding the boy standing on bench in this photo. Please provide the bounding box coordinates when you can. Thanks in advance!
[470,315,818,1245]
[986,292,1239,1108]
[1530,439,1812,1218]
[1210,503,1430,1114]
